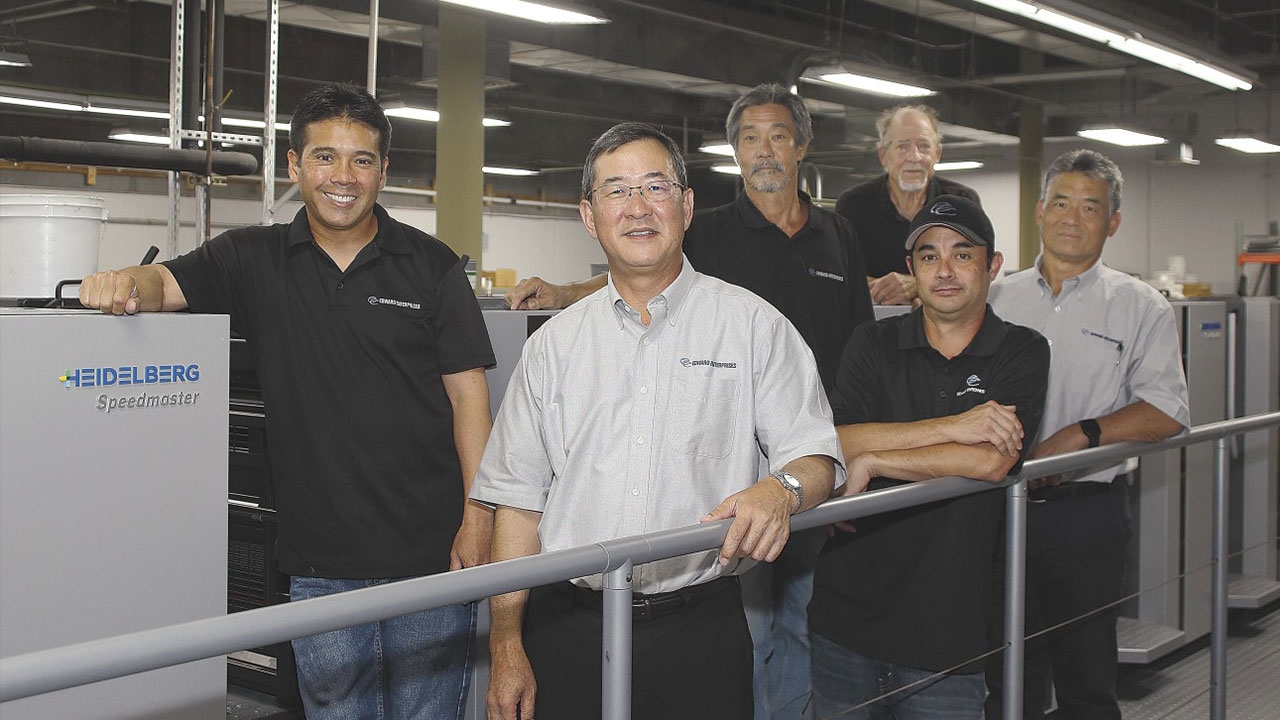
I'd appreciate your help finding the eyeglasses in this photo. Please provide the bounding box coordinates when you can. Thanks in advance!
[591,179,684,204]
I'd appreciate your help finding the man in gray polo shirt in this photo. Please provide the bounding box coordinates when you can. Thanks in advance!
[472,123,843,720]
[986,149,1189,719]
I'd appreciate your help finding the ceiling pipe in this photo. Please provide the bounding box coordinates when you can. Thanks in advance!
[0,135,259,175]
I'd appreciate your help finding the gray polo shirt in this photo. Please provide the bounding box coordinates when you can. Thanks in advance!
[472,257,844,593]
[990,256,1189,484]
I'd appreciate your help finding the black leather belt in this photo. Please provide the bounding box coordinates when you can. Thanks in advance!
[1029,481,1111,503]
[556,575,737,622]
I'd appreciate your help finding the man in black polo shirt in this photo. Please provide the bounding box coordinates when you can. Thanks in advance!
[809,195,1048,720]
[835,104,981,305]
[79,83,495,720]
[504,84,874,719]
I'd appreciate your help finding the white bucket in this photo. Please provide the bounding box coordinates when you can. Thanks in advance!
[0,194,108,299]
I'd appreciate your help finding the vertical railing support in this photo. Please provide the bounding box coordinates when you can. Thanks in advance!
[1210,436,1229,720]
[602,560,633,720]
[1003,479,1028,720]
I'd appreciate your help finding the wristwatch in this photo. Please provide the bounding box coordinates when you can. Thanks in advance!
[1079,418,1102,448]
[772,471,804,513]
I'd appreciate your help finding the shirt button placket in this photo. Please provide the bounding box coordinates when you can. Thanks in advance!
[623,329,657,534]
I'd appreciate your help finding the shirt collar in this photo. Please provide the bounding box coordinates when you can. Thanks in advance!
[734,189,818,232]
[285,203,409,255]
[897,304,1008,358]
[1031,252,1104,295]
[608,255,696,329]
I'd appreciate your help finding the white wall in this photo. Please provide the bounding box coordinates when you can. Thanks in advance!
[945,169,1022,270]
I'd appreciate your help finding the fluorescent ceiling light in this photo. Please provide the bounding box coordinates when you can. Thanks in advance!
[85,105,170,120]
[711,164,741,176]
[699,143,736,157]
[108,129,170,145]
[0,51,32,68]
[971,0,1252,91]
[1214,137,1280,154]
[977,0,1037,13]
[437,0,608,25]
[383,102,510,127]
[938,122,1019,146]
[1077,127,1167,147]
[218,116,291,132]
[934,161,985,171]
[0,94,83,112]
[483,166,539,176]
[384,104,440,122]
[812,71,933,98]
[1033,9,1124,45]
[1183,62,1252,91]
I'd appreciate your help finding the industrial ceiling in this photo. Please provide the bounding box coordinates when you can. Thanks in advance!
[1,0,1277,203]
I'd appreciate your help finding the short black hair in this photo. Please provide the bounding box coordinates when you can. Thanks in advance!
[580,123,687,200]
[289,83,392,160]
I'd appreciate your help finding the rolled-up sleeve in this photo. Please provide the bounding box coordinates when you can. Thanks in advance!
[1128,301,1191,428]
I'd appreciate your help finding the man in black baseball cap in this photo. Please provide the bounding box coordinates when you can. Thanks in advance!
[809,194,1050,718]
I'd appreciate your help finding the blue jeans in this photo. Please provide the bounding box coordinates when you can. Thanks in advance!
[289,576,476,720]
[742,526,826,719]
[811,633,985,720]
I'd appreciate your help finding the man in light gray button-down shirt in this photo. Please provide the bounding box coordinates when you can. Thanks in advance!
[472,123,843,720]
[986,149,1190,720]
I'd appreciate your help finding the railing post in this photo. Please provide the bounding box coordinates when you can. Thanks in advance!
[602,559,633,720]
[1210,436,1229,720]
[1003,479,1028,720]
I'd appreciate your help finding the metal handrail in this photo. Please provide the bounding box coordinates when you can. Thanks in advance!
[2,411,1278,718]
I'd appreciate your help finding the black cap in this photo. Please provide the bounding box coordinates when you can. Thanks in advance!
[904,195,995,252]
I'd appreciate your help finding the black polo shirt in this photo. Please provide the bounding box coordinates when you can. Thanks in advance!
[834,174,981,278]
[810,306,1048,673]
[685,191,875,396]
[166,205,496,578]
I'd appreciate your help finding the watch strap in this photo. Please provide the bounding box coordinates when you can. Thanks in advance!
[772,471,803,513]
[1079,418,1102,448]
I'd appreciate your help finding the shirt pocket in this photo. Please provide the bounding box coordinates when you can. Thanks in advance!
[667,375,740,458]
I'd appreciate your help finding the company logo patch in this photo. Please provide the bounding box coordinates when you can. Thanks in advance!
[928,200,959,217]
[809,269,845,282]
[956,373,986,396]
[60,363,200,389]
[368,295,422,310]
[680,357,737,369]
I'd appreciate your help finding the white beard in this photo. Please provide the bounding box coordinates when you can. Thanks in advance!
[895,174,928,193]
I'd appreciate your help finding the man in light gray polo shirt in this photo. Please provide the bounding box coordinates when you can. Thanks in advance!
[986,149,1189,720]
[472,123,843,720]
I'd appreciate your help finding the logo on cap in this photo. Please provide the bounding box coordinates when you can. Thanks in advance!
[929,200,959,217]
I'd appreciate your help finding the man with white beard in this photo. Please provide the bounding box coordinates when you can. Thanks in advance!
[835,105,981,305]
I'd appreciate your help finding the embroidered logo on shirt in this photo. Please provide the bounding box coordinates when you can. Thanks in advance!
[956,374,987,396]
[680,357,738,369]
[809,268,846,282]
[367,295,422,310]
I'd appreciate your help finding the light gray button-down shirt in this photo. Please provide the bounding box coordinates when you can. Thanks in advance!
[472,257,844,593]
[990,255,1190,484]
